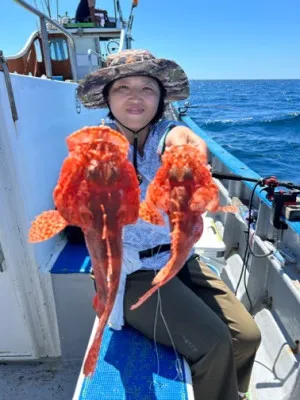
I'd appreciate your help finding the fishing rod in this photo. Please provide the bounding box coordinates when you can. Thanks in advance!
[212,171,300,191]
[214,171,300,311]
[178,101,241,115]
[212,171,300,229]
[128,0,138,32]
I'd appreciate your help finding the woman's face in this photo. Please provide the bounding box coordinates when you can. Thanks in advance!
[107,76,161,131]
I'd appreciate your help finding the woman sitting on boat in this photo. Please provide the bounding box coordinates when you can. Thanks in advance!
[77,49,261,400]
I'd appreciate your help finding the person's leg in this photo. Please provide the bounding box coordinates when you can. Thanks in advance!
[124,270,239,400]
[185,256,261,393]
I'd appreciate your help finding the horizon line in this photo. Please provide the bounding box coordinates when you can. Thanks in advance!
[188,78,300,81]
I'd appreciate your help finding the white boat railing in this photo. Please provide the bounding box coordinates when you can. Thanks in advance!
[12,0,78,81]
[87,49,106,72]
[6,31,40,59]
[119,28,127,51]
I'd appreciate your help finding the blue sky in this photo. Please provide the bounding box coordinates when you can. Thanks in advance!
[0,0,299,79]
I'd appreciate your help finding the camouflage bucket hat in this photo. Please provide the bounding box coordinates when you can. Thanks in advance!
[77,49,189,108]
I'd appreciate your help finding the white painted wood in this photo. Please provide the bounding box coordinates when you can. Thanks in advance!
[183,358,195,400]
[0,73,58,359]
[0,261,32,357]
[0,71,106,360]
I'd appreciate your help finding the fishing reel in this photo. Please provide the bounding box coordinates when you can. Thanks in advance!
[178,101,190,116]
[212,172,300,230]
[260,176,300,230]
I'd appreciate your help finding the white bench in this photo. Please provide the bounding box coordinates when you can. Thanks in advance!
[73,318,194,399]
[52,223,224,400]
[51,242,193,399]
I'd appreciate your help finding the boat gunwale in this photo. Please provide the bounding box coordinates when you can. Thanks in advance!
[174,106,300,236]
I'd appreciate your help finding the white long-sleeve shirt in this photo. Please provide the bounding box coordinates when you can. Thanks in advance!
[107,119,186,330]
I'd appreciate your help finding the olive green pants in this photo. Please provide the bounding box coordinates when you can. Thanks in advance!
[124,256,261,400]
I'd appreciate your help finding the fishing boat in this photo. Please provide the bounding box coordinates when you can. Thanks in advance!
[0,1,299,399]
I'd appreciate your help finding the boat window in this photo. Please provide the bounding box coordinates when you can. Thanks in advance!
[34,40,42,62]
[99,38,120,60]
[49,39,69,61]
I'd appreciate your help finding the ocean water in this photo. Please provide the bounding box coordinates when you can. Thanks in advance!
[187,80,300,185]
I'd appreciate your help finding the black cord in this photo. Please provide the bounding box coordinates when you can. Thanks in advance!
[243,252,252,312]
[109,113,151,185]
[234,178,283,313]
[132,134,142,184]
[246,233,273,258]
[234,181,261,312]
[246,180,273,259]
[235,239,251,307]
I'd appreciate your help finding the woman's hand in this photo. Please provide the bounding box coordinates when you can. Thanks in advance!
[163,126,208,164]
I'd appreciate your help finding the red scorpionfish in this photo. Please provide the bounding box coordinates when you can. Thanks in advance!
[131,144,236,310]
[28,126,140,376]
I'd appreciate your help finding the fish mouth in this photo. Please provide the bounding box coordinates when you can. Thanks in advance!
[169,166,193,181]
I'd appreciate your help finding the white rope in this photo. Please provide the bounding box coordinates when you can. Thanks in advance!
[148,223,184,392]
[158,289,184,381]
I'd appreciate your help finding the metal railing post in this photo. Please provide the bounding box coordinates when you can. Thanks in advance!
[40,16,52,78]
[13,0,78,81]
[0,50,18,122]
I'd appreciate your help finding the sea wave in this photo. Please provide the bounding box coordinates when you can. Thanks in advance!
[188,79,300,184]
[198,111,300,130]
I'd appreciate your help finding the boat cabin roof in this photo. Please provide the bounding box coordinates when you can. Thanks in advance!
[5,6,130,82]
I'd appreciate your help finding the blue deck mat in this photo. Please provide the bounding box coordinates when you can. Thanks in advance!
[51,243,91,274]
[53,243,191,398]
[79,324,189,400]
[51,242,220,278]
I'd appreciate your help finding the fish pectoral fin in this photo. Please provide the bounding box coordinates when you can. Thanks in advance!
[139,201,165,226]
[28,210,68,242]
[217,205,238,213]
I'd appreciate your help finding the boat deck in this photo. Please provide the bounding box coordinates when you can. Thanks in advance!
[1,212,299,400]
[0,252,234,400]
[0,359,81,400]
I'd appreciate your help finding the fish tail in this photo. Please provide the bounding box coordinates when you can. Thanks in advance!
[83,293,111,376]
[149,215,189,285]
[84,276,120,375]
[130,252,186,310]
[130,284,159,310]
[92,294,98,311]
[131,210,202,311]
[28,210,68,242]
[83,231,122,376]
[151,247,189,287]
[151,256,179,285]
[83,321,104,376]
[92,294,105,317]
[131,243,187,311]
[170,212,182,254]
